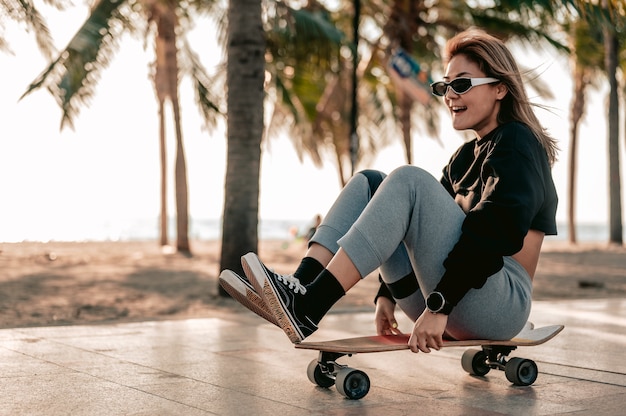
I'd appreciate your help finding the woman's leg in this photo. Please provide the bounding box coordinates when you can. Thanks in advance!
[309,169,419,312]
[330,165,463,314]
[296,169,403,285]
[306,170,387,262]
[337,166,463,281]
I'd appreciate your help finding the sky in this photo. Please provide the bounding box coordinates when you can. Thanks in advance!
[0,4,623,242]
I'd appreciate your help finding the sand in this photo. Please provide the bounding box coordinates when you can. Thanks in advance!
[1,239,625,329]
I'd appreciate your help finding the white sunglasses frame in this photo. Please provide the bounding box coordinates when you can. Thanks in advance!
[430,77,500,96]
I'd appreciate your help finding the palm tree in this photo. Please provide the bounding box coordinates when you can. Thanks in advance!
[537,1,626,245]
[574,0,625,245]
[0,0,58,59]
[602,5,623,245]
[149,0,191,254]
[566,19,604,243]
[21,0,224,254]
[218,0,265,287]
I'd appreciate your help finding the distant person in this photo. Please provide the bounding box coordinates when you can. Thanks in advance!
[220,29,558,353]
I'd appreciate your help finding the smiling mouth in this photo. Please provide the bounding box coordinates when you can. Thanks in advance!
[451,106,467,113]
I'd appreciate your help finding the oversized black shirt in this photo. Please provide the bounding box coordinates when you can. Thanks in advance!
[435,121,558,308]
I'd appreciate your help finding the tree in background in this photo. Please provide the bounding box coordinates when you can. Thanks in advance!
[21,0,224,255]
[567,0,625,245]
[566,18,604,243]
[219,0,265,286]
[601,0,624,245]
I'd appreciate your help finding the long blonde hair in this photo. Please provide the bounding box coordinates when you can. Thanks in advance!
[445,28,558,165]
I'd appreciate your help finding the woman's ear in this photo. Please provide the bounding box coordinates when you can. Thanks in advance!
[496,83,508,100]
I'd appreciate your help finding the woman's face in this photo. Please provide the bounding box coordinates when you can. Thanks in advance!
[443,54,506,138]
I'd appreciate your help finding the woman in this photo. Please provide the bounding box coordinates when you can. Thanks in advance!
[220,28,558,354]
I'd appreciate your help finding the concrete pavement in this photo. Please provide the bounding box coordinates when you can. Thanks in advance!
[1,298,625,415]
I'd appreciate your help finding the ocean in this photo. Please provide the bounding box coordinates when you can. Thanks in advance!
[3,217,619,243]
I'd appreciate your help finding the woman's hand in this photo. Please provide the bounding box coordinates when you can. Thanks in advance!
[374,297,403,335]
[408,311,448,353]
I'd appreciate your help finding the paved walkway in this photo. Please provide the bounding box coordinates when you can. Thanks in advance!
[1,298,625,415]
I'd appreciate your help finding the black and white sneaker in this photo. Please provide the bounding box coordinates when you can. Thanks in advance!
[219,269,278,326]
[242,252,317,343]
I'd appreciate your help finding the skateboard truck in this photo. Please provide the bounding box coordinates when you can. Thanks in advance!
[461,345,539,386]
[307,351,371,400]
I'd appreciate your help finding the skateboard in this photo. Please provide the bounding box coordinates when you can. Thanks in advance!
[295,323,564,399]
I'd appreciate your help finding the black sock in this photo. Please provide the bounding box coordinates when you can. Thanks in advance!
[304,269,345,323]
[293,257,324,285]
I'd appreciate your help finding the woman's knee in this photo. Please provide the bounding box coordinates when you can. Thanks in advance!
[388,165,431,182]
[383,165,439,192]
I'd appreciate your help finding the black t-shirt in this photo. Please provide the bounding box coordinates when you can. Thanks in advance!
[435,121,558,307]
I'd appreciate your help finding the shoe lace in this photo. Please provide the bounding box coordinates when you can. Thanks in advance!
[274,272,307,295]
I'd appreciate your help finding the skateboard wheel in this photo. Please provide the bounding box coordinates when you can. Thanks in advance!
[505,357,538,386]
[306,359,335,388]
[336,367,370,400]
[461,349,491,376]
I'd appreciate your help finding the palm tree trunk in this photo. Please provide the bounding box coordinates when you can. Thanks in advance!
[155,1,191,254]
[604,26,623,245]
[568,65,587,244]
[349,0,360,175]
[219,0,265,294]
[337,151,347,188]
[173,101,191,255]
[159,99,168,247]
[398,91,413,164]
[154,5,169,249]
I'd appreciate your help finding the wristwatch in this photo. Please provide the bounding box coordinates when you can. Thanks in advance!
[426,291,453,315]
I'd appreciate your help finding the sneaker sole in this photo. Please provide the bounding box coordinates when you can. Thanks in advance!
[242,252,304,343]
[262,276,306,343]
[219,270,278,326]
[241,253,267,299]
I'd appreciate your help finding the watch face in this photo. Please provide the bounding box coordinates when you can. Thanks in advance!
[427,292,445,312]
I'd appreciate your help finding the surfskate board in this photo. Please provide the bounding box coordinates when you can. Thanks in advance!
[295,324,564,399]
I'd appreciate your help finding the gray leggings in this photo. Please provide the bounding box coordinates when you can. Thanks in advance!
[309,166,532,340]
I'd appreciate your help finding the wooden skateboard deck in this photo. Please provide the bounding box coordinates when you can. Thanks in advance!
[296,324,564,354]
[297,324,564,399]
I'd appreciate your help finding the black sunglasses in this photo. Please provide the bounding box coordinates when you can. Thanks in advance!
[430,77,500,96]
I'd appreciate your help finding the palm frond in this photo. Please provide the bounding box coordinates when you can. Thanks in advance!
[179,39,224,130]
[468,8,570,53]
[0,0,68,57]
[266,2,344,70]
[20,0,127,129]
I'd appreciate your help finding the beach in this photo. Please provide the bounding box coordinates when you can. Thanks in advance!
[1,239,625,329]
